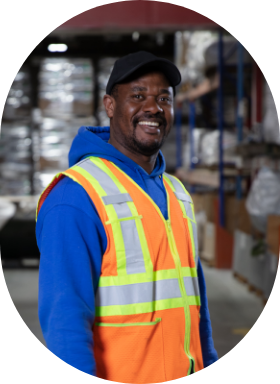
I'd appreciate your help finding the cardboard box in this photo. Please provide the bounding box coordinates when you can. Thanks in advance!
[263,252,279,300]
[225,198,252,235]
[201,221,216,263]
[190,194,203,213]
[232,230,252,278]
[266,215,280,257]
[236,200,252,235]
[190,193,216,222]
[202,193,216,223]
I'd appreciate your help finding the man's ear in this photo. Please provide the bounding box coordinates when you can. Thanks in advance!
[103,95,114,118]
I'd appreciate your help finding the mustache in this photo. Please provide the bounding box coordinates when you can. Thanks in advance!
[132,114,167,129]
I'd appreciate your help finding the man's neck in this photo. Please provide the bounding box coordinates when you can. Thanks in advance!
[108,137,158,174]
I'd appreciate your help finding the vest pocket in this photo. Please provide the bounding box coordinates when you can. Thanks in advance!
[94,318,166,383]
[95,318,161,327]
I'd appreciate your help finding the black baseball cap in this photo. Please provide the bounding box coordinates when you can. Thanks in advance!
[106,51,181,95]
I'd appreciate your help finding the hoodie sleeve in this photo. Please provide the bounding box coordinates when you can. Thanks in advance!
[36,177,107,375]
[197,258,219,366]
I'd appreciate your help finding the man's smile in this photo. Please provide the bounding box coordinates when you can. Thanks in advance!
[137,121,161,135]
[138,121,160,127]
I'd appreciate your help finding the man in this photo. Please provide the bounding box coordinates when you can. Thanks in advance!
[36,51,218,382]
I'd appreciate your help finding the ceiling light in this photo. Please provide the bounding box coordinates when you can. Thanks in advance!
[48,44,68,53]
[132,32,140,42]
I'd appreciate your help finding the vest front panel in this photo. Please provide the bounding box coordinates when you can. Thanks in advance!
[36,156,204,383]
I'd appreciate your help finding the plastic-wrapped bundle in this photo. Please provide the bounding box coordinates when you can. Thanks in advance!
[200,130,237,166]
[38,58,94,119]
[2,67,31,121]
[175,31,217,85]
[36,58,96,194]
[0,198,16,230]
[34,116,96,194]
[97,57,118,126]
[0,123,32,195]
[183,128,207,168]
[263,82,280,144]
[246,167,280,233]
[183,128,238,168]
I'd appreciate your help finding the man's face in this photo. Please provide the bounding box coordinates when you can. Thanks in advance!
[104,71,174,157]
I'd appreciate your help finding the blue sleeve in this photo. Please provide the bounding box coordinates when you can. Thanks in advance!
[197,258,219,366]
[36,177,107,375]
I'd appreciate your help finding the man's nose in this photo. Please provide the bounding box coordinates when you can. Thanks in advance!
[142,97,163,114]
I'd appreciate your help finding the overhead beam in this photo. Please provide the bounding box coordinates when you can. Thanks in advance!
[55,2,217,33]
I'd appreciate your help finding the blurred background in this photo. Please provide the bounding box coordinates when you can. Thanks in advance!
[1,2,279,360]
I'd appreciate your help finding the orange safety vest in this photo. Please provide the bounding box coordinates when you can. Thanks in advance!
[37,156,204,383]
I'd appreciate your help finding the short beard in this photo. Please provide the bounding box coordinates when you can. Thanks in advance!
[129,128,168,156]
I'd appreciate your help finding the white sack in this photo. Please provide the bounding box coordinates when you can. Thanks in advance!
[246,167,280,233]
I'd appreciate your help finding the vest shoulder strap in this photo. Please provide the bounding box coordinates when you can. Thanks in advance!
[36,173,65,220]
[36,158,93,220]
[163,173,195,221]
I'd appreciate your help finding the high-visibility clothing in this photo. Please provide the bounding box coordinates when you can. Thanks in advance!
[37,156,204,383]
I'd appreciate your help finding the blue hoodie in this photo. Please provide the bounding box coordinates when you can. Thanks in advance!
[36,126,218,376]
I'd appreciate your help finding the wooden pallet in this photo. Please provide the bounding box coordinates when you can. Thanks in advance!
[262,297,268,307]
[233,271,248,285]
[233,272,268,306]
[247,284,263,298]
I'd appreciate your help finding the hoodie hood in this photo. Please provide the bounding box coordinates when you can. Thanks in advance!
[68,126,166,179]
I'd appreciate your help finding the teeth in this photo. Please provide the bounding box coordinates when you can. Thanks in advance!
[138,121,159,127]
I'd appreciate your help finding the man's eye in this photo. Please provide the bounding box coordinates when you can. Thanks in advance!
[133,94,142,99]
[159,97,171,102]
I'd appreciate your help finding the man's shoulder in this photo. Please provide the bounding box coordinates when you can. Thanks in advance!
[38,174,96,220]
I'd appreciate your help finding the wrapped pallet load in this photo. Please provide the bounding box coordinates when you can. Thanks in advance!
[246,167,280,234]
[1,66,33,196]
[35,58,96,194]
[232,167,280,296]
[97,57,119,126]
[0,198,16,231]
[263,81,280,145]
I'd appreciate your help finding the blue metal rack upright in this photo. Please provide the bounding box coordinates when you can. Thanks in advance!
[236,41,244,200]
[218,29,225,227]
[174,30,246,228]
[175,107,183,168]
[216,31,246,226]
[189,102,196,193]
[189,102,196,170]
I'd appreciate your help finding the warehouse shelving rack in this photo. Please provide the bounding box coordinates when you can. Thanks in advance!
[175,29,250,228]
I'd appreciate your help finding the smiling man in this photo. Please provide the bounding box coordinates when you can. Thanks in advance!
[105,69,173,169]
[36,51,218,383]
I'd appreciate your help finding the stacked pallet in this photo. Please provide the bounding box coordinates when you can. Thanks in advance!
[232,216,279,303]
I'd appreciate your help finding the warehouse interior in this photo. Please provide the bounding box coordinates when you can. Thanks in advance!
[0,2,279,364]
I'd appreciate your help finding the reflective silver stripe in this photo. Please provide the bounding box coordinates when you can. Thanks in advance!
[95,277,199,306]
[164,173,194,220]
[78,159,146,274]
[174,192,192,203]
[120,219,146,274]
[80,159,120,195]
[102,193,132,205]
[183,276,200,297]
[175,193,193,219]
[190,220,199,266]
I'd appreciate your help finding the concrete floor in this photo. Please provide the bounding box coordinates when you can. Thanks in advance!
[3,264,265,358]
[202,263,264,358]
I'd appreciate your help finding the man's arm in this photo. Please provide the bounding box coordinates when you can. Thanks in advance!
[36,177,106,375]
[197,258,219,366]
